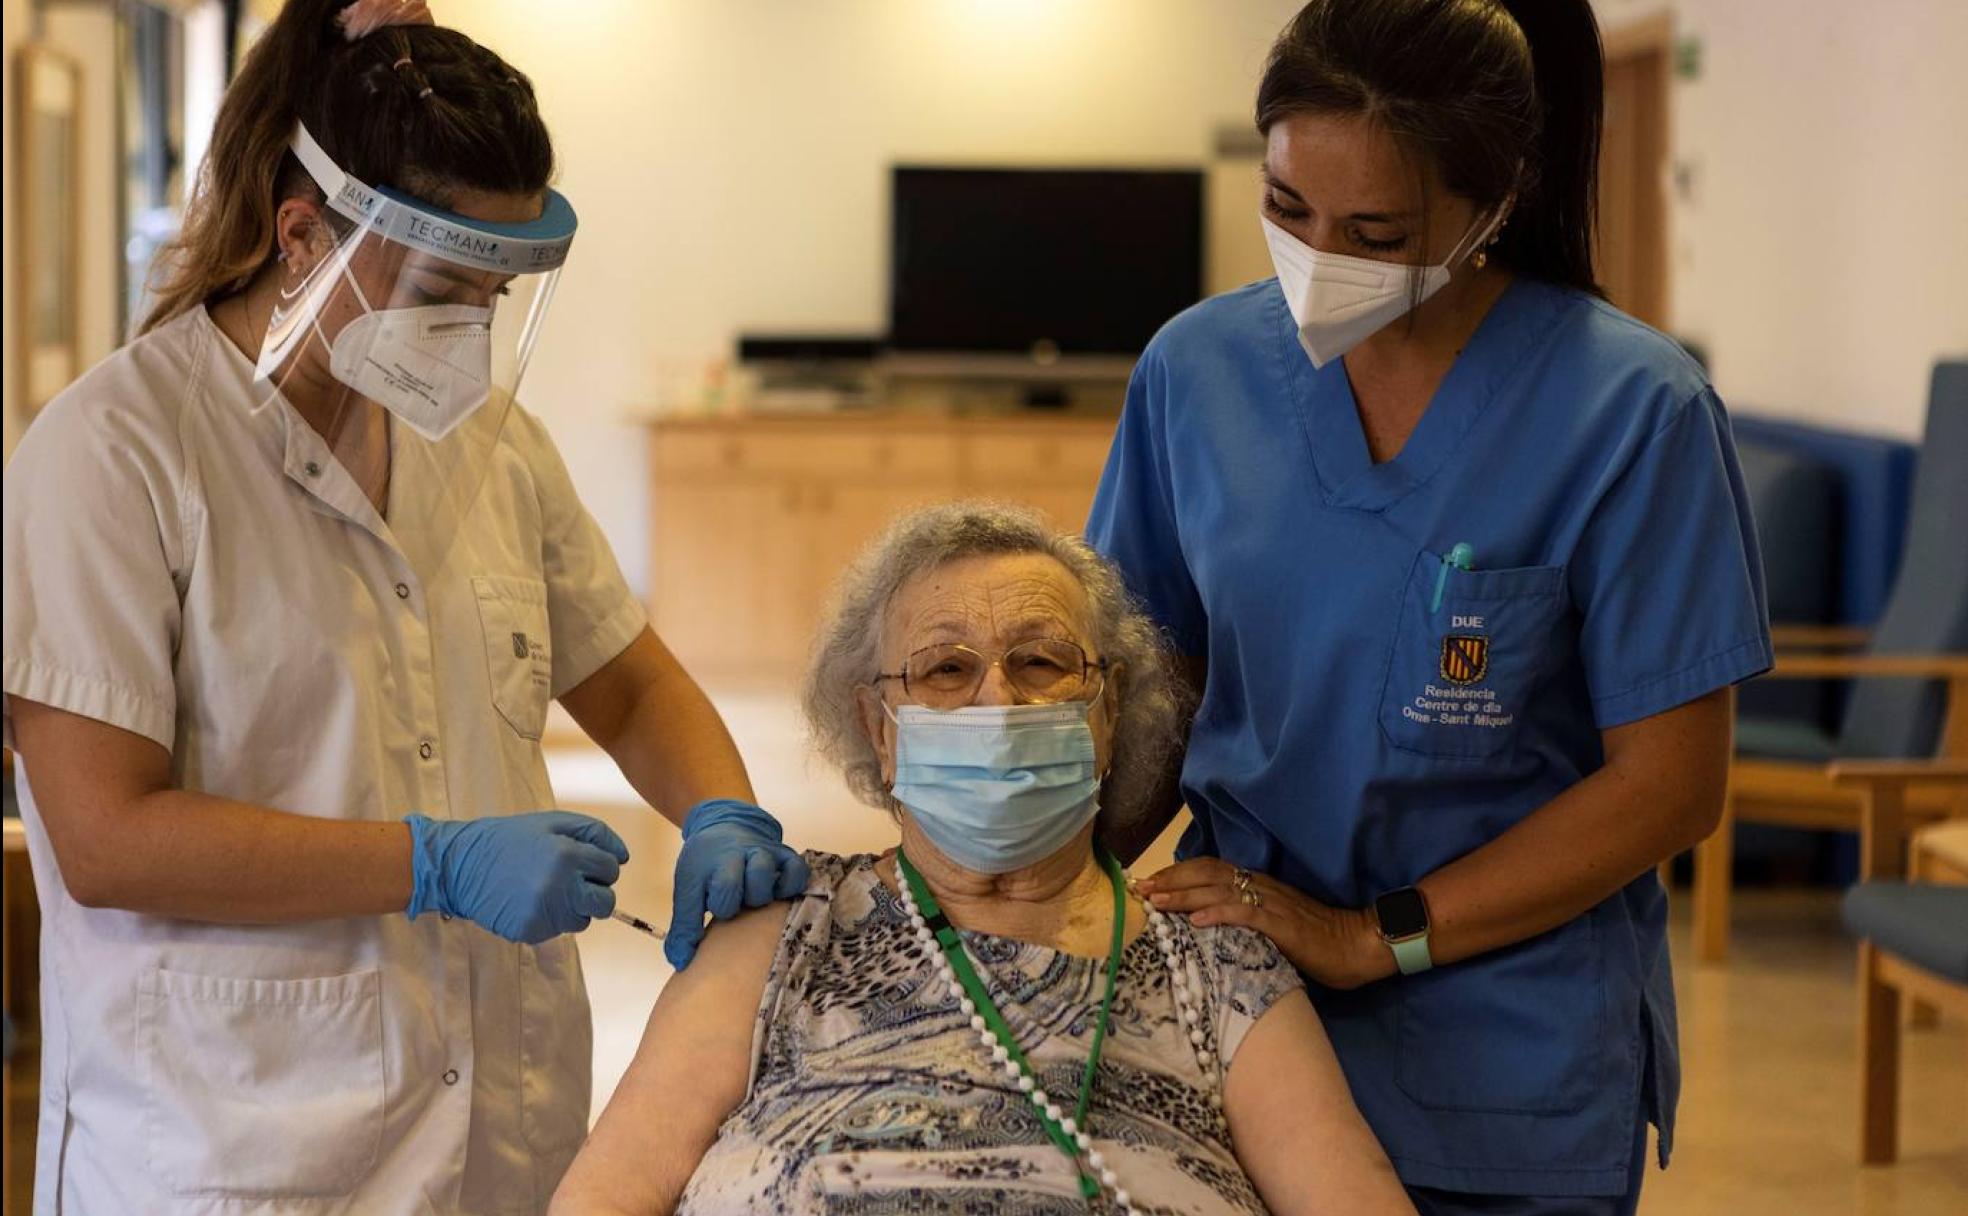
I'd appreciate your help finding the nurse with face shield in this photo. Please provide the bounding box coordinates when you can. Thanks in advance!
[0,1,803,1210]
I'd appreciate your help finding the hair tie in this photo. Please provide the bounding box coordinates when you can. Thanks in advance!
[337,0,435,43]
[388,50,434,100]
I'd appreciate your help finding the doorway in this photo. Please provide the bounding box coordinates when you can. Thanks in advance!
[1598,13,1673,330]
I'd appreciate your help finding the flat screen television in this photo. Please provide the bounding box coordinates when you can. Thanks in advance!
[888,166,1204,358]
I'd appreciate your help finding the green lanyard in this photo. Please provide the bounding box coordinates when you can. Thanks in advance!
[897,844,1127,1202]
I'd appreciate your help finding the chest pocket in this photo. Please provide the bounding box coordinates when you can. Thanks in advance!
[1378,552,1567,760]
[474,575,553,740]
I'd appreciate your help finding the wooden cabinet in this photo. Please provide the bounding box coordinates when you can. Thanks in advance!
[648,414,1116,678]
[962,429,1117,533]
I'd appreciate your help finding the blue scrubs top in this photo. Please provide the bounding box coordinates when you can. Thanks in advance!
[1087,277,1772,1197]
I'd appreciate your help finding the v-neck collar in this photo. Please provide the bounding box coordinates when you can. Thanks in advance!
[1278,276,1563,512]
[196,303,507,569]
[195,306,396,536]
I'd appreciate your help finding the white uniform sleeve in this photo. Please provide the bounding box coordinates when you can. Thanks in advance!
[3,390,189,752]
[509,408,648,698]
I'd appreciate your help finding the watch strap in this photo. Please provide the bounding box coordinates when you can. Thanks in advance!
[1389,933,1434,975]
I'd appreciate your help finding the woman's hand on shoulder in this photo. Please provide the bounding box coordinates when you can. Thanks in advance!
[1138,859,1393,990]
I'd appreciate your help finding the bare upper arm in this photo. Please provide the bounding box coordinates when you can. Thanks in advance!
[7,696,173,897]
[556,626,667,750]
[1224,990,1414,1216]
[552,899,792,1215]
[1600,687,1732,840]
[1602,686,1729,766]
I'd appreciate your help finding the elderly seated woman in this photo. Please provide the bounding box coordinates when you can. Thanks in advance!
[553,503,1410,1216]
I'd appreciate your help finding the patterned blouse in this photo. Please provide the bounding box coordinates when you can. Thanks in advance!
[678,852,1305,1215]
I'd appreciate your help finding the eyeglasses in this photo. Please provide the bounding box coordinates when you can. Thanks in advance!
[875,639,1108,711]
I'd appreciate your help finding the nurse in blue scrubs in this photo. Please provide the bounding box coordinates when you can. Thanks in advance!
[1090,1,1771,1212]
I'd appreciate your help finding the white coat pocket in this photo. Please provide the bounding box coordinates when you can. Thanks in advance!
[474,574,553,740]
[139,967,384,1198]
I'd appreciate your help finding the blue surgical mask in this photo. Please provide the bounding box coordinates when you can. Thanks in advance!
[888,702,1101,875]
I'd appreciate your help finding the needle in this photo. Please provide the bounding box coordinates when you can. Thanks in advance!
[611,908,666,939]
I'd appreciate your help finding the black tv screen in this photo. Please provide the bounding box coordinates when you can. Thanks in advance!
[889,167,1204,357]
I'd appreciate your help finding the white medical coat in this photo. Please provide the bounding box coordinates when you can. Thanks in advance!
[1,306,648,1213]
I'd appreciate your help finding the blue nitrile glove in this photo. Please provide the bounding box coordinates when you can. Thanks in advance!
[404,811,630,945]
[666,798,810,970]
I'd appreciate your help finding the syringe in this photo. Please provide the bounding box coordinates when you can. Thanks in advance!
[611,908,666,939]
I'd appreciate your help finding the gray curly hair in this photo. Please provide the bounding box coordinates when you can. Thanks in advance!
[802,500,1185,827]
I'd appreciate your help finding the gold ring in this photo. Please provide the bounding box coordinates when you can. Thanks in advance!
[1232,867,1261,907]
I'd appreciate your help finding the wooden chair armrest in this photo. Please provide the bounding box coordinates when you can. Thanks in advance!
[1832,760,1968,881]
[1830,760,1968,788]
[1770,623,1872,650]
[1763,654,1968,679]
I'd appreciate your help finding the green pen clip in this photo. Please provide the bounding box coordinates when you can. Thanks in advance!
[1431,542,1476,613]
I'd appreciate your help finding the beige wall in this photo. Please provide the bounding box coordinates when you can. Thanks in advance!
[1595,0,1968,439]
[445,0,1304,596]
[451,0,1968,598]
[7,1,1964,562]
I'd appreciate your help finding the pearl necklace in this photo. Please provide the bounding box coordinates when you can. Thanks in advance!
[895,867,1224,1216]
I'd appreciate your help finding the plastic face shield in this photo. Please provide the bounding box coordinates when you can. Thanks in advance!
[254,122,576,452]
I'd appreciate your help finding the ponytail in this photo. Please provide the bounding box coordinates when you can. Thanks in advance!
[1490,0,1603,296]
[141,0,347,333]
[1256,0,1605,297]
[141,0,554,334]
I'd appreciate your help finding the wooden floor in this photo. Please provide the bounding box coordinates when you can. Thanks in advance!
[1643,891,1967,1214]
[5,683,1963,1211]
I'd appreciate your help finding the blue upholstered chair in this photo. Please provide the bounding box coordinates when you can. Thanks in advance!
[1833,759,1968,1163]
[1732,443,1842,749]
[1692,361,1968,961]
[1730,413,1919,630]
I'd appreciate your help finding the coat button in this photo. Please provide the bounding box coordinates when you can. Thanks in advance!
[418,740,435,760]
[395,583,410,599]
[303,461,322,477]
[443,1069,460,1086]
